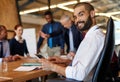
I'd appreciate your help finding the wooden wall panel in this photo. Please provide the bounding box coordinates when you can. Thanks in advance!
[0,0,19,30]
[0,0,19,39]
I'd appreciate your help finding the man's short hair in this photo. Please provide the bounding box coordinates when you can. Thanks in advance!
[44,10,52,16]
[0,25,6,33]
[74,2,94,12]
[60,15,71,22]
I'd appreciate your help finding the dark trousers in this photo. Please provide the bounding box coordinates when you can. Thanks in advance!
[46,77,83,82]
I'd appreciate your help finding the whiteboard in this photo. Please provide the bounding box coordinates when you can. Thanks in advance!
[22,28,37,57]
[114,21,120,45]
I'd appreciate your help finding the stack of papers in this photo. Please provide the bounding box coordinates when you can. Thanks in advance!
[14,62,42,71]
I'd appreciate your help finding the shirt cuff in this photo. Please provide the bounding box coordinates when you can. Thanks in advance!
[65,66,73,78]
[0,58,2,63]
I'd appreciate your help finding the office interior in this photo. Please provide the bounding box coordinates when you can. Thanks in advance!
[0,0,120,82]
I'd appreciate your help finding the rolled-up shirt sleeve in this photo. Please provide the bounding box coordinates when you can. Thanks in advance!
[65,66,73,78]
[65,64,86,81]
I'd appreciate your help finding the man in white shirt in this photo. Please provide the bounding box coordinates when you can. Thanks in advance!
[39,2,105,82]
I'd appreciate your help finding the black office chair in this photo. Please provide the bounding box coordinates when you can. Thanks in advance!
[92,17,115,82]
[118,50,120,70]
[46,17,115,82]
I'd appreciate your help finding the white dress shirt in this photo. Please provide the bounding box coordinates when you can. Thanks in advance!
[0,40,10,57]
[69,28,75,52]
[0,58,2,63]
[65,25,105,82]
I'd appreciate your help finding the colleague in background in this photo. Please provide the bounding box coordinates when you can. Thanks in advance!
[0,25,10,61]
[9,24,30,57]
[0,25,10,57]
[39,2,105,82]
[0,25,22,62]
[60,15,83,59]
[37,11,64,57]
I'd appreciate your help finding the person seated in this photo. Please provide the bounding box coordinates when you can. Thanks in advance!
[39,2,105,82]
[0,25,10,58]
[0,55,24,62]
[9,24,30,57]
[0,25,23,63]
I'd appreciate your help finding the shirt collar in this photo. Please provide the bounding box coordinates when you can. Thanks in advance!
[89,25,99,31]
[15,36,24,41]
[85,25,99,36]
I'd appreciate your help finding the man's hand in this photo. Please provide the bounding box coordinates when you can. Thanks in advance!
[67,51,75,60]
[39,58,66,76]
[2,56,12,62]
[39,31,50,39]
[48,56,67,64]
[12,54,23,61]
[39,58,54,71]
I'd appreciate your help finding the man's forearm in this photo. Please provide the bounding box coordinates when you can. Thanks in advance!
[51,64,66,76]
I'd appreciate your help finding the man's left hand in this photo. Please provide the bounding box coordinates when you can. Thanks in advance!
[39,59,54,71]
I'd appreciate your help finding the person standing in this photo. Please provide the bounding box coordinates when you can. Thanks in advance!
[60,15,83,59]
[9,24,30,57]
[39,2,105,82]
[37,11,64,57]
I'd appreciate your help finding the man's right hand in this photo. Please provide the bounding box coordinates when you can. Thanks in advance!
[48,56,63,64]
[67,51,75,60]
[12,54,23,61]
[39,31,49,39]
[2,56,12,62]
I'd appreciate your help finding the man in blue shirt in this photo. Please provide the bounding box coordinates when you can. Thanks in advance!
[37,11,64,57]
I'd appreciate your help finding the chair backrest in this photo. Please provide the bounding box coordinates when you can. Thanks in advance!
[92,17,115,82]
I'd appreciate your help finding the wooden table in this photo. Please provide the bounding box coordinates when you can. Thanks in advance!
[0,58,52,82]
[0,77,12,82]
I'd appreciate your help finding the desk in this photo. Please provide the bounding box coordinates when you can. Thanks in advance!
[0,77,12,82]
[0,58,52,82]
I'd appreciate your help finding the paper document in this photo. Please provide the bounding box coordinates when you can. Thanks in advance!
[14,66,41,71]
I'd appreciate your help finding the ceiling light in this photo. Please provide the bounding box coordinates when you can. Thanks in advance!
[57,1,77,6]
[57,6,74,12]
[20,1,78,15]
[80,0,92,2]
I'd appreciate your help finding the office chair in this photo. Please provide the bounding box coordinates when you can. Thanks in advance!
[46,17,115,82]
[92,17,115,82]
[118,50,120,70]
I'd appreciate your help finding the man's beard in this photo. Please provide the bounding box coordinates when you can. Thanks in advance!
[76,16,92,31]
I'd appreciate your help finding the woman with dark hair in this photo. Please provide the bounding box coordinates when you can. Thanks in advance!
[9,24,30,57]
